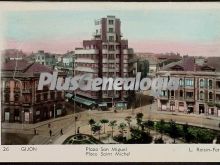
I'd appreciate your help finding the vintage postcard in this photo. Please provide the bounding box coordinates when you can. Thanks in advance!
[0,2,220,162]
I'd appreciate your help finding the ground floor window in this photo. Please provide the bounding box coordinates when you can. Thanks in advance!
[14,109,20,122]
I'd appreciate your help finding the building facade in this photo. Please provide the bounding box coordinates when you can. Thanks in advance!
[74,16,134,109]
[157,57,220,117]
[33,50,56,69]
[1,60,66,123]
[55,51,75,76]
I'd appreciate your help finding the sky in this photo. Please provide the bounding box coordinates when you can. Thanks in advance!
[4,9,220,56]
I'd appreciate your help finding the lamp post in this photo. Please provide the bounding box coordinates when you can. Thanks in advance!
[22,110,24,129]
[74,92,76,135]
[53,104,56,119]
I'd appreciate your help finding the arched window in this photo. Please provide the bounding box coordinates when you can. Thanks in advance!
[200,91,204,100]
[200,79,204,88]
[179,90,183,97]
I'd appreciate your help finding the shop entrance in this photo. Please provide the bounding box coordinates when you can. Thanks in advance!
[199,104,205,114]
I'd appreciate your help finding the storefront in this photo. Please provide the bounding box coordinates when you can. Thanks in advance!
[72,96,96,109]
[115,102,127,110]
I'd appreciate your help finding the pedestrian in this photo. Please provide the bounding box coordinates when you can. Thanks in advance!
[34,128,37,135]
[49,129,52,137]
[48,123,51,128]
[60,129,63,135]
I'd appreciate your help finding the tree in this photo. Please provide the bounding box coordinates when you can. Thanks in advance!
[100,119,109,134]
[168,120,178,143]
[91,123,102,140]
[88,119,96,135]
[108,120,117,137]
[136,112,144,129]
[142,120,154,133]
[125,116,132,129]
[156,119,165,138]
[127,127,153,144]
[118,122,127,137]
[183,123,191,143]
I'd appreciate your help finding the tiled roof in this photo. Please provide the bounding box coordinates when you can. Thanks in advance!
[2,60,31,71]
[2,60,52,75]
[25,63,52,73]
[161,56,220,72]
[206,57,220,72]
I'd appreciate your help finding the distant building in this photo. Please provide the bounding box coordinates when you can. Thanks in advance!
[55,51,75,76]
[1,60,66,123]
[156,56,220,117]
[2,49,26,63]
[33,50,56,69]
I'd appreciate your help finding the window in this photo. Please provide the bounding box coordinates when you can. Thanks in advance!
[43,93,48,101]
[179,90,183,97]
[109,54,114,59]
[200,91,204,100]
[186,92,193,99]
[5,94,10,102]
[170,90,174,97]
[209,92,213,100]
[24,95,30,103]
[50,92,55,100]
[109,36,114,42]
[103,45,107,49]
[179,79,184,87]
[200,79,204,88]
[209,80,213,89]
[161,90,167,97]
[109,28,113,33]
[5,81,10,88]
[109,20,114,25]
[108,45,114,51]
[185,79,194,87]
[36,94,41,102]
[14,94,19,102]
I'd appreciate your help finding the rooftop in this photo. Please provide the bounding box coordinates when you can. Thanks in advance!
[160,56,220,72]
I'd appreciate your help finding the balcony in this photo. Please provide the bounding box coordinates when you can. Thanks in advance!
[102,68,119,72]
[75,58,98,63]
[75,49,99,55]
[123,49,133,55]
[75,67,98,73]
[185,97,194,102]
[159,96,168,100]
[102,58,120,63]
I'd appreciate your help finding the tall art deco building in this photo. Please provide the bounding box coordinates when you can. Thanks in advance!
[74,16,134,109]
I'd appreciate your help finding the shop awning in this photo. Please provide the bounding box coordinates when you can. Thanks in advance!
[72,96,96,106]
[98,103,107,107]
[65,93,73,98]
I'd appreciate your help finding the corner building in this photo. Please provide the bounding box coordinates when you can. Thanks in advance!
[74,16,134,109]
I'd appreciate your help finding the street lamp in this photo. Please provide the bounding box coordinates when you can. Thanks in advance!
[74,92,77,135]
[22,110,24,129]
[53,104,56,119]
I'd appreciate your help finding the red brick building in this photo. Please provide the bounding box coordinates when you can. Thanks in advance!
[1,60,66,123]
[74,16,134,109]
